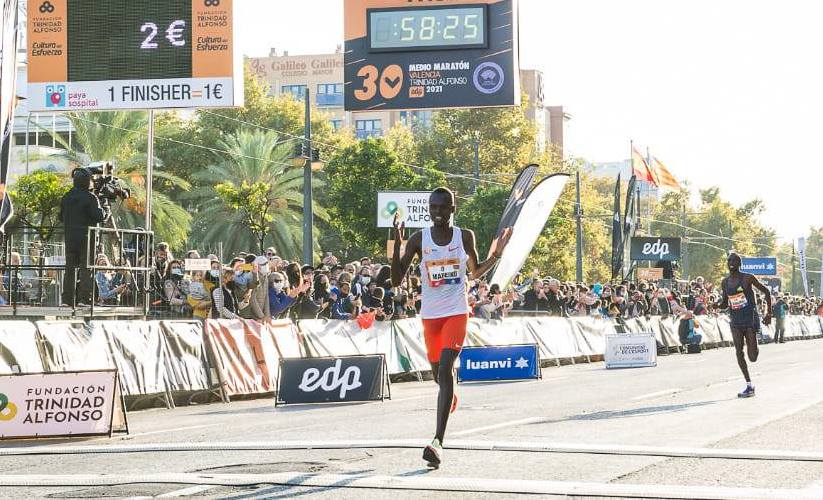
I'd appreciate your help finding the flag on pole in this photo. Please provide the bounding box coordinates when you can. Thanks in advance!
[490,174,570,288]
[493,164,538,244]
[0,0,20,234]
[610,173,623,281]
[798,237,809,296]
[631,145,657,186]
[651,157,681,190]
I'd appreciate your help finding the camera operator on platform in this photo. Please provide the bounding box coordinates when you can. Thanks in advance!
[59,167,110,306]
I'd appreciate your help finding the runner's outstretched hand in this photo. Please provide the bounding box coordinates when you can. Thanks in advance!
[489,227,513,259]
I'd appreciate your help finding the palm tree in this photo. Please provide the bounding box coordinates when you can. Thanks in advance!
[43,111,192,248]
[190,129,327,260]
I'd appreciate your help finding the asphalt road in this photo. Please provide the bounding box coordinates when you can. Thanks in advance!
[2,339,823,499]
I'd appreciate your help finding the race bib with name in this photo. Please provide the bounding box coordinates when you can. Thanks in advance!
[729,292,748,310]
[425,258,462,288]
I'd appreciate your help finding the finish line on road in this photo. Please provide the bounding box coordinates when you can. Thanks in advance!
[0,472,819,499]
[4,439,823,462]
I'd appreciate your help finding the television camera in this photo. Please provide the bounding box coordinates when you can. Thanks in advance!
[86,161,131,204]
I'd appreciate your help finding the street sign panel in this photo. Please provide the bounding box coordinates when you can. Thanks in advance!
[344,0,520,111]
[27,0,243,111]
[741,257,778,276]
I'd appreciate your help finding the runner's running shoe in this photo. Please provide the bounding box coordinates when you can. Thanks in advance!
[423,438,442,469]
[737,385,755,398]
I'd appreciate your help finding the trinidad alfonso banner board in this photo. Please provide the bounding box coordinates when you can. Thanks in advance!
[0,370,125,439]
[377,191,432,228]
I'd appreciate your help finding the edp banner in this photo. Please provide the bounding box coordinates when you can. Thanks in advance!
[0,370,123,439]
[630,237,681,262]
[604,333,657,369]
[276,355,389,406]
[376,191,432,228]
[457,344,540,383]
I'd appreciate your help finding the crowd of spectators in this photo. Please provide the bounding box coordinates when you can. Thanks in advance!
[3,242,823,326]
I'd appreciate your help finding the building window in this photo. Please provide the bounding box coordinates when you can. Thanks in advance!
[281,85,307,99]
[317,83,343,95]
[329,119,343,131]
[355,119,382,139]
[316,83,344,107]
[399,110,433,128]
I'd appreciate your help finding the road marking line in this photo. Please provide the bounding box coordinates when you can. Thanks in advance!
[389,395,430,403]
[452,417,547,437]
[127,424,222,439]
[631,388,682,401]
[0,472,814,499]
[157,484,217,497]
[5,439,823,462]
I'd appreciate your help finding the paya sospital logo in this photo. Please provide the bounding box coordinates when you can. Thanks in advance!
[0,393,18,421]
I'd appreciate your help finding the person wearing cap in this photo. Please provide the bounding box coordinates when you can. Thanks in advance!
[59,167,110,306]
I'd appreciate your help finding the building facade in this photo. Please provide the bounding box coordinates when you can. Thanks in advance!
[246,48,567,153]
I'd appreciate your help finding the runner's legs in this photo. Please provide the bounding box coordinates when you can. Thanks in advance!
[731,326,758,382]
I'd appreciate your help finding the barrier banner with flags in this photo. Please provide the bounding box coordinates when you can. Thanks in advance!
[651,157,681,191]
[490,174,570,288]
[610,173,623,280]
[0,0,20,234]
[798,237,809,296]
[493,164,538,240]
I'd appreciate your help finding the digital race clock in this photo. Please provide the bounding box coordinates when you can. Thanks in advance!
[368,6,487,52]
[27,0,243,111]
[344,0,519,112]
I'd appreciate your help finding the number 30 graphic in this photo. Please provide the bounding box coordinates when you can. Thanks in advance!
[354,64,403,101]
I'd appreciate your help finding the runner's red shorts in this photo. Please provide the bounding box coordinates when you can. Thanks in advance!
[421,313,468,362]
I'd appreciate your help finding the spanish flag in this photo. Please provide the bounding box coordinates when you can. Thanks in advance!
[651,157,681,190]
[631,146,656,186]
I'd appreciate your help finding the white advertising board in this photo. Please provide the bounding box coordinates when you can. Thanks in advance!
[376,191,432,228]
[604,333,657,369]
[0,370,122,439]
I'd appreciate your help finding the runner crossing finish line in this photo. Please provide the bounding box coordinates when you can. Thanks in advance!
[391,187,512,469]
[718,252,772,398]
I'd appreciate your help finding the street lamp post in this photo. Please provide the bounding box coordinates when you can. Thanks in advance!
[302,90,313,266]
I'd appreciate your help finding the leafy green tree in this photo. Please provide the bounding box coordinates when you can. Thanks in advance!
[322,138,445,259]
[7,171,70,243]
[415,94,539,194]
[43,111,192,249]
[191,129,327,260]
[454,186,508,259]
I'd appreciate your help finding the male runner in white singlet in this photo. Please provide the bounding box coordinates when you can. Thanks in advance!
[391,187,511,468]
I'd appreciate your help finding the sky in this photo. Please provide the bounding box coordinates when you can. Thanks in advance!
[236,0,821,242]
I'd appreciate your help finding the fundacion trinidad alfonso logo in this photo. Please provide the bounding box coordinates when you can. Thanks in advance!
[381,200,405,221]
[0,393,18,421]
[39,1,54,13]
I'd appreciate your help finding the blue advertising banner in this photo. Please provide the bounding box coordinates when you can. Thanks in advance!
[741,257,778,276]
[457,344,540,383]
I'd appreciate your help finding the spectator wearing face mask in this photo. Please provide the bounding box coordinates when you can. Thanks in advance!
[161,259,189,316]
[212,269,238,319]
[268,271,296,318]
[353,268,372,298]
